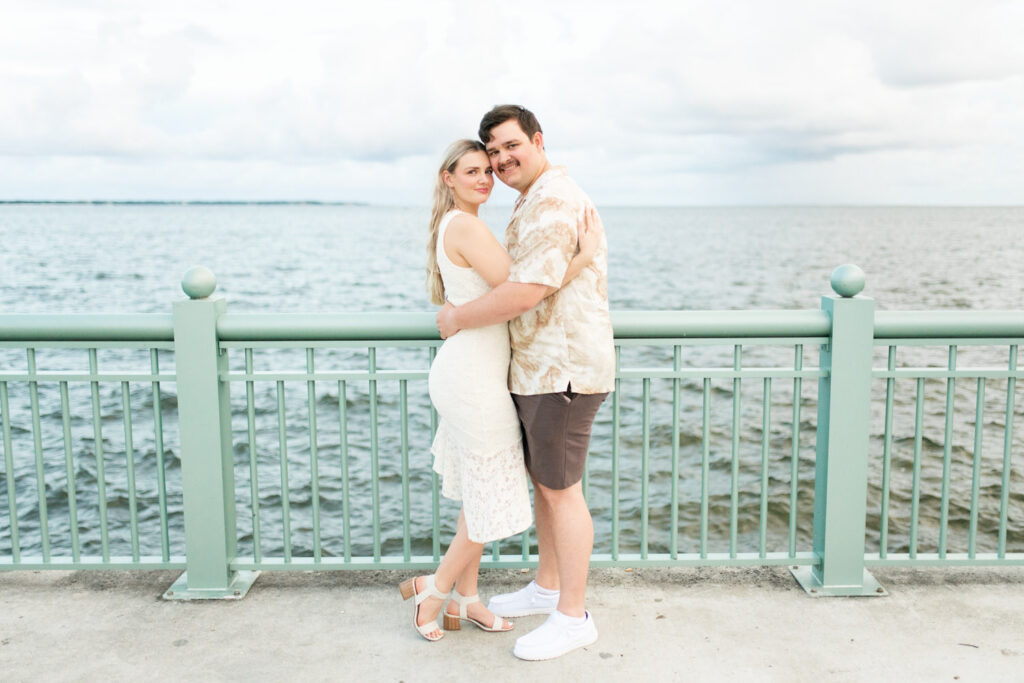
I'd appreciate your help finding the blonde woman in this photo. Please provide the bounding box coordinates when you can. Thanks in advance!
[400,139,603,641]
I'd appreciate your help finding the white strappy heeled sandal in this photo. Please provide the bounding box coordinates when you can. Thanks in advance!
[443,590,514,632]
[399,574,448,641]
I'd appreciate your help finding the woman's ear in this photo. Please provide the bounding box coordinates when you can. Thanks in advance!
[442,170,454,188]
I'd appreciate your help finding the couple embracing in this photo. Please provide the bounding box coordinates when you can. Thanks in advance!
[398,105,615,661]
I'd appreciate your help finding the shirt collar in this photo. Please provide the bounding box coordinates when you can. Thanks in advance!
[513,165,568,213]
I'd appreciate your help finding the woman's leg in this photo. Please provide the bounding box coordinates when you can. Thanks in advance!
[443,510,510,628]
[414,508,482,635]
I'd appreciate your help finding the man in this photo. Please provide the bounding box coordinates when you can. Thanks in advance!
[436,104,615,661]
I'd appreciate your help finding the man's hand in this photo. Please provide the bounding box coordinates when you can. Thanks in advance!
[436,301,460,339]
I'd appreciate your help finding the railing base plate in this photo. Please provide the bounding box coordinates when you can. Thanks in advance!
[790,566,887,597]
[162,570,261,600]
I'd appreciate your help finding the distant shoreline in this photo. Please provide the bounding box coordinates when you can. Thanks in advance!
[0,200,369,206]
[2,201,1022,209]
[0,200,368,205]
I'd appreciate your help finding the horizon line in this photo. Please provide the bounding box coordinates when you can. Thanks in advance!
[2,200,1024,209]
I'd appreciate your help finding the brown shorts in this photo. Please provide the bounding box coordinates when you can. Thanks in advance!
[512,386,608,491]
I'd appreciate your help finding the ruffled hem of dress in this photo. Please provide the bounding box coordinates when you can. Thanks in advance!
[430,420,532,544]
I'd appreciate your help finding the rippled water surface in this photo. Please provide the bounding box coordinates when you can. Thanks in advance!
[2,204,1023,560]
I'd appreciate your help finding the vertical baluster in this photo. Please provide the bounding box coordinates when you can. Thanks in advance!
[27,349,50,561]
[368,348,381,562]
[59,381,80,562]
[641,377,650,559]
[670,345,681,559]
[910,378,925,558]
[306,349,321,562]
[400,380,411,562]
[2,381,20,561]
[700,377,710,559]
[968,378,985,558]
[880,346,896,559]
[730,346,741,558]
[759,377,771,558]
[611,347,621,560]
[276,380,291,563]
[150,349,169,563]
[998,345,1017,558]
[244,349,261,564]
[339,379,351,562]
[789,345,802,557]
[88,349,109,562]
[121,381,140,561]
[938,346,957,557]
[428,347,441,562]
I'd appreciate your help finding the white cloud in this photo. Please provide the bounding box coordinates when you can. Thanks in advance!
[0,0,1022,203]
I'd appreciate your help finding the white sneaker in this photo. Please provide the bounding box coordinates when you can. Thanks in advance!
[513,610,598,661]
[487,580,559,618]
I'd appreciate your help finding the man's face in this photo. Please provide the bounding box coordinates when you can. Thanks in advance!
[484,119,546,193]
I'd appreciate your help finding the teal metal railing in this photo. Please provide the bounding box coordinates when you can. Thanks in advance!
[217,312,829,574]
[0,317,182,570]
[868,314,1021,567]
[1,265,1021,598]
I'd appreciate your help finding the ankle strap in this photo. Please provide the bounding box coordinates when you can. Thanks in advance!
[451,590,480,619]
[420,574,449,601]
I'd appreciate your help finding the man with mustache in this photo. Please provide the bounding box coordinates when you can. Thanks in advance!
[436,104,615,661]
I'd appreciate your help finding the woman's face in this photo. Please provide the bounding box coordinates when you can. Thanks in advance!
[445,150,493,208]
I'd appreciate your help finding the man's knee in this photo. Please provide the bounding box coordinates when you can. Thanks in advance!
[534,480,583,505]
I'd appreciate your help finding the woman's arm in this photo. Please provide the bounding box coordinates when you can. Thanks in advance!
[559,207,604,287]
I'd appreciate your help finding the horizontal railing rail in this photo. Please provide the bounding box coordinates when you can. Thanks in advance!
[0,315,175,342]
[6,309,1022,344]
[1,264,1021,599]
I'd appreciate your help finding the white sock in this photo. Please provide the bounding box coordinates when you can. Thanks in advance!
[534,582,559,596]
[557,610,587,625]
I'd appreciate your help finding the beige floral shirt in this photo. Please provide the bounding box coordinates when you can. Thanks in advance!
[506,166,616,395]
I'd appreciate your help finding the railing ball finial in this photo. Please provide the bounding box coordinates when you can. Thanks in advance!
[181,266,217,299]
[830,264,865,298]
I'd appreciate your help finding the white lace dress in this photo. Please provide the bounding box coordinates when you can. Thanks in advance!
[428,209,532,544]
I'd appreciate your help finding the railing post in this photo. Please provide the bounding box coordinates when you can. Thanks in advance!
[163,268,258,600]
[792,264,886,597]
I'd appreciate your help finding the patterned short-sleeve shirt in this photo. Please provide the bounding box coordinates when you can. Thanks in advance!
[506,166,616,395]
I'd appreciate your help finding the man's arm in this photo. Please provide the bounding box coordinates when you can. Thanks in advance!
[436,281,549,339]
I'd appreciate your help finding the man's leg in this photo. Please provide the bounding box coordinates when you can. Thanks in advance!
[533,479,592,617]
[485,476,562,618]
[532,473,560,591]
[512,475,599,660]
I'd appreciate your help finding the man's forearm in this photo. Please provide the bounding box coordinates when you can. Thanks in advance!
[454,281,549,330]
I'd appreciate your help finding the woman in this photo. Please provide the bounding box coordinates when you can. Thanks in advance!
[399,139,603,641]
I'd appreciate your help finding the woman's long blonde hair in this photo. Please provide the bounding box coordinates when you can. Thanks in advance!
[426,139,486,305]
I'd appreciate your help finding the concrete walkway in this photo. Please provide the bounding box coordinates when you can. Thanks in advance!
[2,566,1023,682]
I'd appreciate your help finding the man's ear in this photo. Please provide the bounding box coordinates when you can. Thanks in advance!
[533,131,544,150]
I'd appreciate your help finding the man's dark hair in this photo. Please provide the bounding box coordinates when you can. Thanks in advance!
[478,104,543,144]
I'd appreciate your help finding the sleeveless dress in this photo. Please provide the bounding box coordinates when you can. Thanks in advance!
[428,209,532,544]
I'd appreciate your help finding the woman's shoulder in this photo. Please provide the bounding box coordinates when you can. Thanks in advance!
[446,211,489,236]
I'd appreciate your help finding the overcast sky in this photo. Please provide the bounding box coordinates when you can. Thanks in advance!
[2,0,1023,205]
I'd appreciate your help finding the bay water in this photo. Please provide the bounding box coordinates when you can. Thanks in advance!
[1,204,1023,560]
